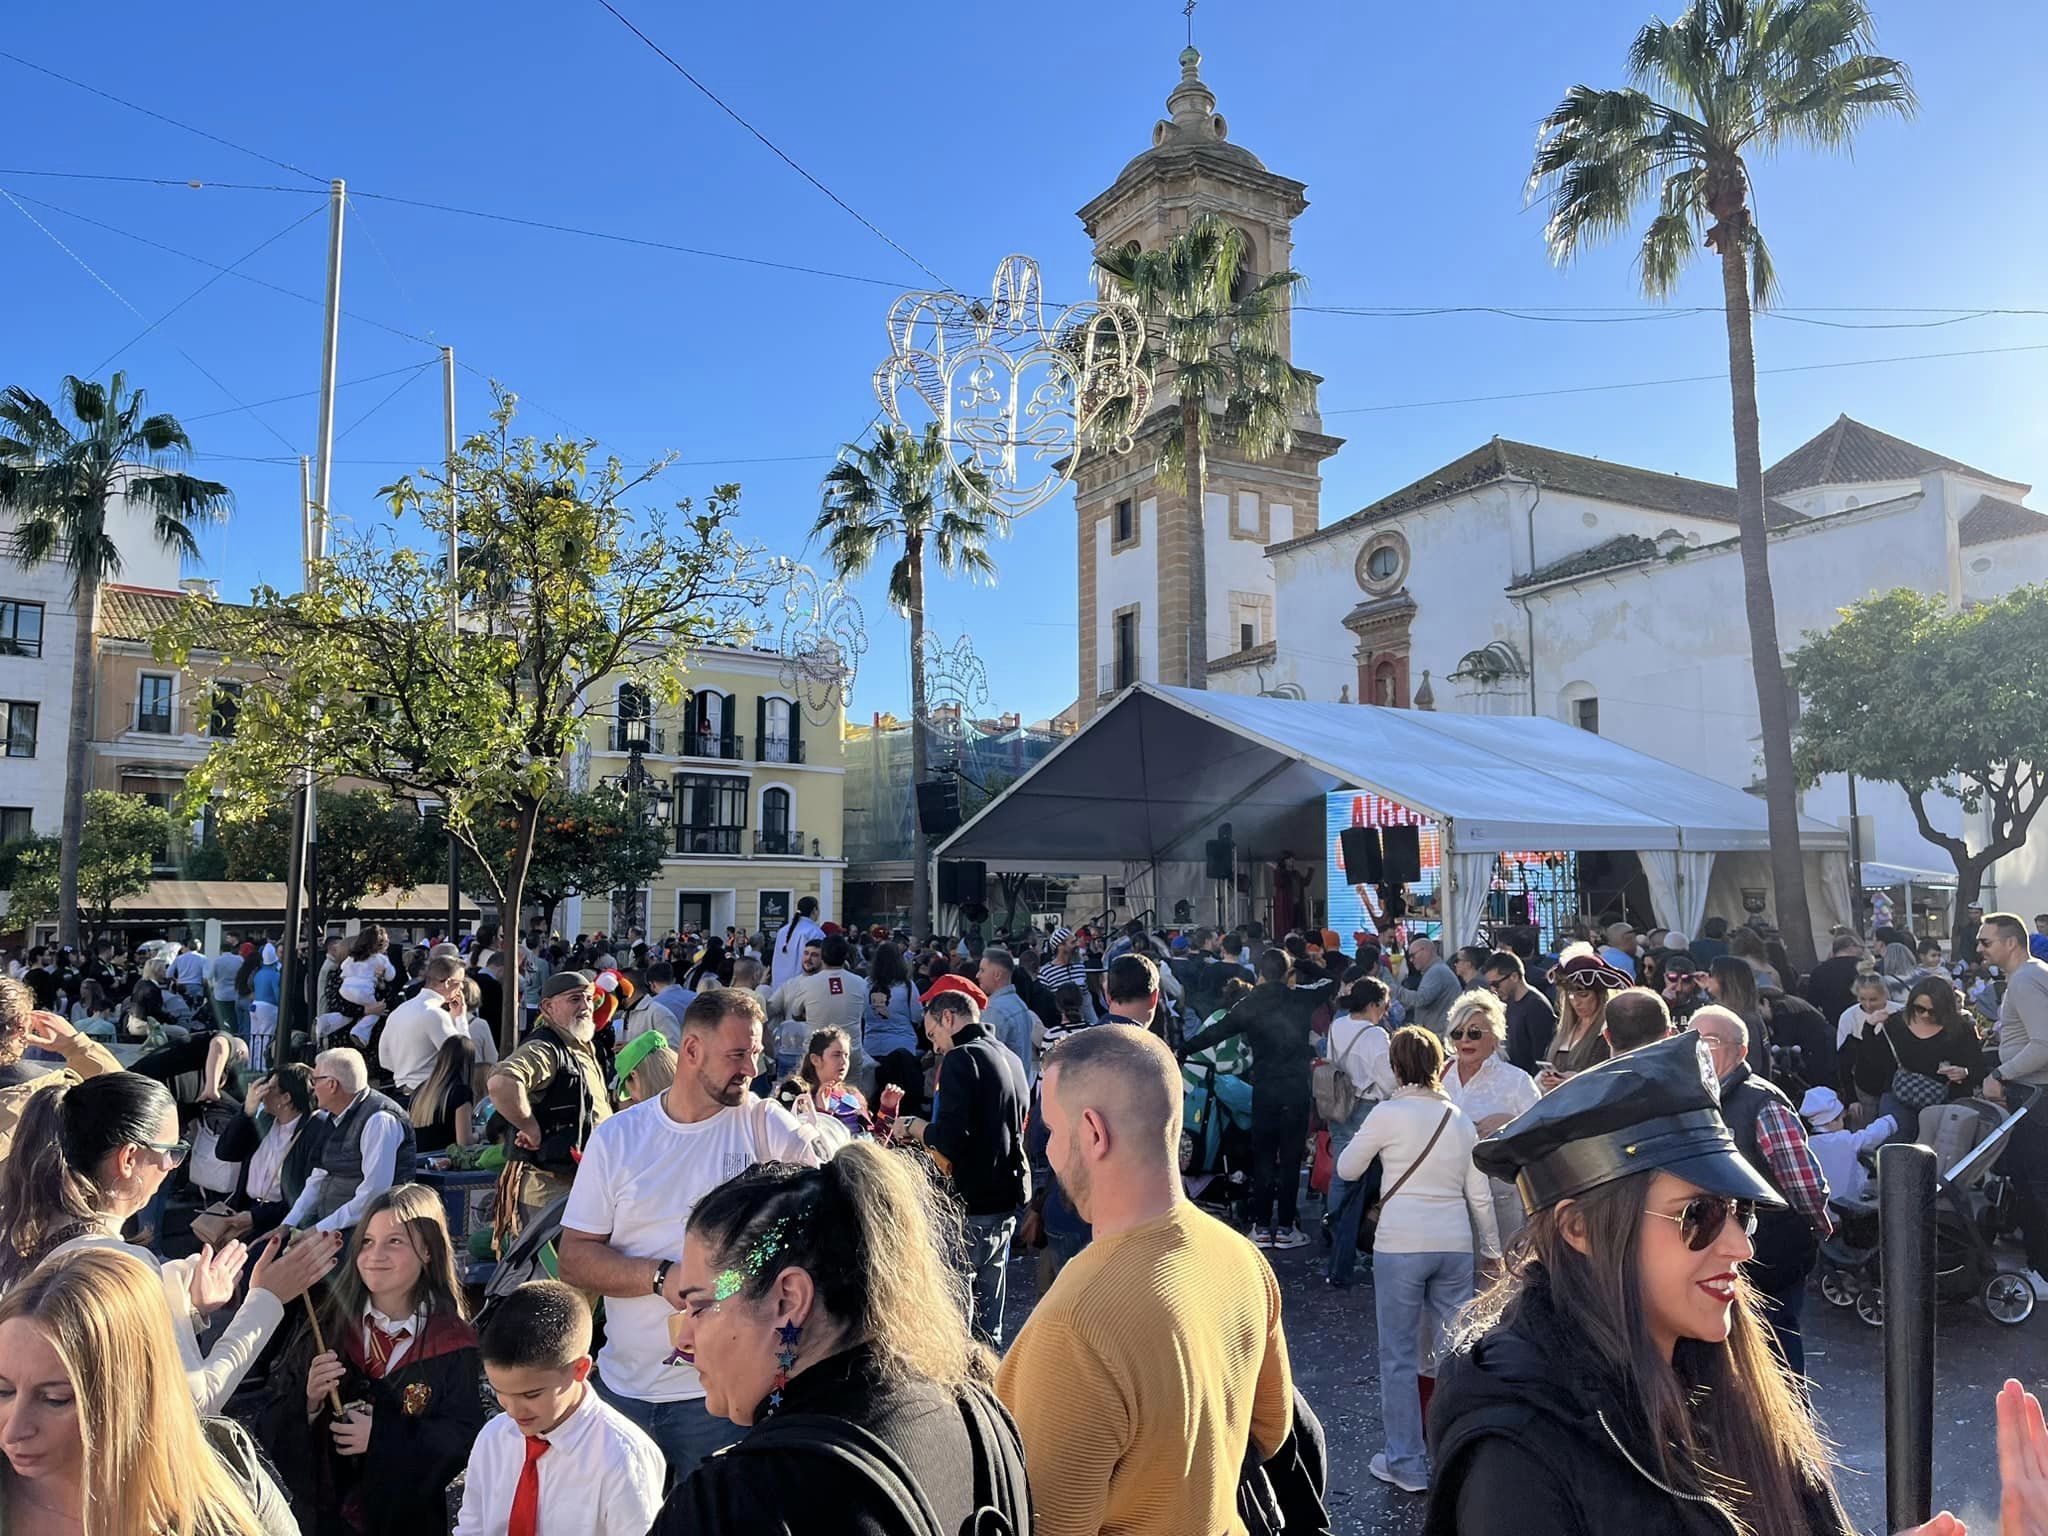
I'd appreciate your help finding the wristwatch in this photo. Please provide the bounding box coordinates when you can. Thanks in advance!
[651,1258,674,1297]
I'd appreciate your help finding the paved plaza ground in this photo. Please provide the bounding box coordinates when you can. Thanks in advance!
[1002,1223,2022,1535]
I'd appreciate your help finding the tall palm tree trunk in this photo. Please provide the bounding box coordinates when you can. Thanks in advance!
[1718,237,1818,974]
[907,549,931,938]
[57,576,101,948]
[1181,396,1209,690]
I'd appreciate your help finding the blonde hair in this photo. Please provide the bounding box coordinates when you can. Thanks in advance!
[627,1043,678,1099]
[0,1247,267,1536]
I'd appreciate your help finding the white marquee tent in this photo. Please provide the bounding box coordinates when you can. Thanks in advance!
[933,685,1851,944]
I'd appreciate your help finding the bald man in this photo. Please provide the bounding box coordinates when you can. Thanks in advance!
[997,1025,1293,1536]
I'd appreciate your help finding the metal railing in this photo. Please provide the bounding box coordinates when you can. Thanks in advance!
[758,735,805,764]
[674,826,743,856]
[753,828,807,856]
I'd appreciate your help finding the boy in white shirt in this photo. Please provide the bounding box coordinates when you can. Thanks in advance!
[1798,1086,1895,1207]
[455,1281,665,1536]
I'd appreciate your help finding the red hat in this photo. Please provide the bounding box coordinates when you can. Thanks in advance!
[919,974,988,1010]
[821,922,843,936]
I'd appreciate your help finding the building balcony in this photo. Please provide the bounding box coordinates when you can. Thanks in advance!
[674,826,743,857]
[752,828,808,856]
[758,735,805,765]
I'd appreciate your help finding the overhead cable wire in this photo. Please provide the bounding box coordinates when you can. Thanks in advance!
[181,364,442,423]
[0,183,301,454]
[86,201,324,376]
[589,0,952,289]
[0,50,326,186]
[335,361,437,444]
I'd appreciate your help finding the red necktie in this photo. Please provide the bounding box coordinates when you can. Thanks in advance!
[364,1321,412,1380]
[508,1435,550,1536]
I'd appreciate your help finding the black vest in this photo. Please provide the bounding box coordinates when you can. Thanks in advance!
[1719,1064,1817,1275]
[512,1028,595,1175]
[312,1089,417,1223]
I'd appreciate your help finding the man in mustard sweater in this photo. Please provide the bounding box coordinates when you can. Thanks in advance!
[997,1023,1293,1536]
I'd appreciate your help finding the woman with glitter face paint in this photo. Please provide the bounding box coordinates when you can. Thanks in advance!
[651,1145,1030,1534]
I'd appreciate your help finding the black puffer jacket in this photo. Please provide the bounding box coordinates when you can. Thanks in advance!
[1425,1271,1852,1536]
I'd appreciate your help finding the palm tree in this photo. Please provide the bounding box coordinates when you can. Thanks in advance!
[1093,211,1317,689]
[1528,0,1912,971]
[815,423,997,937]
[0,374,231,947]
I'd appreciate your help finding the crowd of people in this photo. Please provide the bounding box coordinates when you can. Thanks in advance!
[0,895,2040,1536]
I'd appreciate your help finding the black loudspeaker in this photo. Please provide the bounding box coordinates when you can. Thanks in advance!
[1204,836,1235,881]
[1339,825,1383,884]
[916,778,961,837]
[1382,824,1422,885]
[937,860,986,906]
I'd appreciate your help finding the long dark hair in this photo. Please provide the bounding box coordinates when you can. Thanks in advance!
[868,942,910,998]
[348,924,388,963]
[409,1035,476,1130]
[235,946,265,999]
[687,1145,986,1391]
[1709,956,1761,1023]
[124,978,168,1023]
[320,1183,468,1336]
[798,1027,852,1093]
[1459,1173,1833,1536]
[0,1072,177,1288]
[1902,973,1967,1039]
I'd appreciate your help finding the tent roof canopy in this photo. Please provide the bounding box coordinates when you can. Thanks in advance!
[933,685,1847,872]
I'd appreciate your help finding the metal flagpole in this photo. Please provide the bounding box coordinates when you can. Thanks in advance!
[441,345,462,943]
[297,179,345,1030]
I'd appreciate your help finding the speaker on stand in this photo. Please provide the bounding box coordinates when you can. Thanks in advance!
[1339,825,1383,885]
[1382,824,1422,885]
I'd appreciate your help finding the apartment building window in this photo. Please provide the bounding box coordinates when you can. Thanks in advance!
[1574,696,1600,734]
[0,808,29,845]
[675,773,746,855]
[0,703,37,757]
[209,682,242,739]
[0,602,43,659]
[1114,498,1134,544]
[138,674,175,734]
[1114,609,1138,690]
[760,787,794,854]
[757,695,802,764]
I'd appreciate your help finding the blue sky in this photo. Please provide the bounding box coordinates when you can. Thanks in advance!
[3,1,2042,728]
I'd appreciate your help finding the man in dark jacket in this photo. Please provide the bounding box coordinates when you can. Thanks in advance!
[891,989,1029,1345]
[1179,948,1337,1249]
[1801,932,1867,1030]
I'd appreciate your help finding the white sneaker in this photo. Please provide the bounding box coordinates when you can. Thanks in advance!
[1270,1227,1311,1251]
[1370,1452,1429,1494]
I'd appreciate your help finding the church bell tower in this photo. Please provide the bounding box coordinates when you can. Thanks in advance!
[1073,46,1342,720]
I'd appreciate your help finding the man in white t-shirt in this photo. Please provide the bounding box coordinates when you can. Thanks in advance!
[768,896,826,987]
[558,987,827,1480]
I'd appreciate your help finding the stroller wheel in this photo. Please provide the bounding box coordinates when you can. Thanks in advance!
[1983,1272,2036,1326]
[1855,1287,1885,1328]
[1820,1270,1862,1308]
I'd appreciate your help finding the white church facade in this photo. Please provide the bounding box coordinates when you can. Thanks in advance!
[1074,51,2048,928]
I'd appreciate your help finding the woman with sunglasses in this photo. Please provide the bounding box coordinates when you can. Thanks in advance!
[1538,948,1623,1092]
[1430,1032,1865,1536]
[1849,974,1984,1135]
[1438,991,1538,1247]
[0,1071,339,1412]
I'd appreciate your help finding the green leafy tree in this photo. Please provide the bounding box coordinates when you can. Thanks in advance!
[1790,586,2048,952]
[0,374,231,946]
[212,788,436,917]
[815,424,997,938]
[5,790,172,941]
[1093,211,1316,691]
[1527,0,1913,970]
[458,788,666,935]
[159,393,767,1046]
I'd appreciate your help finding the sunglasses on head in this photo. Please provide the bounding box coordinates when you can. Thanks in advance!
[1644,1193,1757,1251]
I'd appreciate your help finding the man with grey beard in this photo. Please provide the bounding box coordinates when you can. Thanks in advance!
[487,969,613,1222]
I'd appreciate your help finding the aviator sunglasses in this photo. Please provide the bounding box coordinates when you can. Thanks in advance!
[1643,1193,1757,1251]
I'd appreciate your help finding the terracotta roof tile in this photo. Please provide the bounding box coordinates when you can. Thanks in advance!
[1959,494,2048,547]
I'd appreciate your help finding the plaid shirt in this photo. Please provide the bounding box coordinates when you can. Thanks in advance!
[1755,1099,1834,1238]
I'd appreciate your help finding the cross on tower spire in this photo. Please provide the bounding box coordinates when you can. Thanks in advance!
[1184,0,1196,48]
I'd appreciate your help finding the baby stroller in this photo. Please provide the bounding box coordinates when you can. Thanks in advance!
[1817,1089,2036,1328]
[1181,1050,1255,1221]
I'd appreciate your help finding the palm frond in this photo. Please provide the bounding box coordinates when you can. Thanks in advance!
[1745,221,1779,308]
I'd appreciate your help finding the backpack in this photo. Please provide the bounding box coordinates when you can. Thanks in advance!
[1312,1020,1379,1122]
[733,1384,1030,1536]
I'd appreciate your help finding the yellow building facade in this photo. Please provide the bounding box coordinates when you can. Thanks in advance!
[573,644,847,939]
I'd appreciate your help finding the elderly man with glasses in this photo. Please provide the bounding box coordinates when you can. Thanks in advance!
[1689,1007,1831,1375]
[283,1046,416,1236]
[1393,937,1460,1038]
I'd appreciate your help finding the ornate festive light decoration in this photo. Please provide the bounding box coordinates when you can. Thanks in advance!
[916,632,991,768]
[773,560,867,726]
[874,253,1152,518]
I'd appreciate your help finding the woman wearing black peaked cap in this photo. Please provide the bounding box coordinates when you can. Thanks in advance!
[1424,1031,1961,1536]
